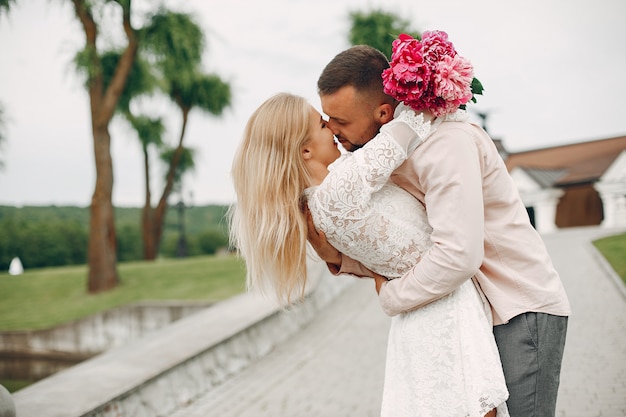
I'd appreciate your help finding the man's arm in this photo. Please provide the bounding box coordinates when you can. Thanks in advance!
[379,125,485,315]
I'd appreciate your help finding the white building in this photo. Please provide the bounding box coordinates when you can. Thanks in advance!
[503,136,626,234]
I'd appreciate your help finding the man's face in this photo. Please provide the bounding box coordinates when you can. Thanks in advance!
[320,86,383,152]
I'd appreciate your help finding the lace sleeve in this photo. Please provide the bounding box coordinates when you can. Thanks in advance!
[308,109,436,218]
[305,109,439,277]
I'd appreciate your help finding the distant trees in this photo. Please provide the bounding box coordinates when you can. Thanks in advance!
[3,1,231,292]
[348,9,421,59]
[138,11,231,260]
[0,217,87,269]
[0,206,230,271]
[79,11,232,261]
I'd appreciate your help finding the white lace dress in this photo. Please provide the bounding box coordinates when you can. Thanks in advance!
[305,110,509,417]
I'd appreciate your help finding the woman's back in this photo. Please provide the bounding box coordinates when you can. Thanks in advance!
[307,179,432,279]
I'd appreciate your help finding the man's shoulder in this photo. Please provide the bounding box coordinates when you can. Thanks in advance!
[436,118,481,134]
[425,119,492,148]
[406,119,493,167]
[421,120,476,146]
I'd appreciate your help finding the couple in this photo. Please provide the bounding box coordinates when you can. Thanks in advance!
[230,32,570,417]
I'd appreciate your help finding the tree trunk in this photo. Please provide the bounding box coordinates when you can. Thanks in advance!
[141,144,158,260]
[152,107,189,253]
[87,127,119,293]
[142,205,157,260]
[71,0,137,292]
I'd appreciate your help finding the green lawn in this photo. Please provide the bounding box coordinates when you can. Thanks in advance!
[1,232,623,332]
[593,232,626,285]
[0,255,246,331]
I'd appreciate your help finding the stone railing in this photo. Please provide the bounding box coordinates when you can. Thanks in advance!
[1,301,211,382]
[12,258,353,417]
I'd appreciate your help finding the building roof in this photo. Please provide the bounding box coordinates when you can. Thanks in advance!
[505,135,626,186]
[520,167,568,187]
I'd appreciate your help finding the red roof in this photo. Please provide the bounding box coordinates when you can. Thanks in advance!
[505,135,626,185]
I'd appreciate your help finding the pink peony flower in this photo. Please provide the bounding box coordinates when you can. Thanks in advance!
[421,30,456,66]
[382,31,477,117]
[433,55,473,109]
[391,33,423,63]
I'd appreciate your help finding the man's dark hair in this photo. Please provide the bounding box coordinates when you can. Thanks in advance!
[318,45,391,100]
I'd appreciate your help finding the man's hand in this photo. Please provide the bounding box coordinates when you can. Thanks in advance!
[304,203,342,265]
[373,272,389,294]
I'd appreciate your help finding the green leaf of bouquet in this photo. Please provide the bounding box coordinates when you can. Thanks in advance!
[471,77,484,96]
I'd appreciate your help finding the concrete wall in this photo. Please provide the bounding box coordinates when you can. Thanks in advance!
[0,302,211,381]
[1,302,211,356]
[12,259,354,417]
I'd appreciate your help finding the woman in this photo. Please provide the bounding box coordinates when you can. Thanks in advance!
[229,92,509,416]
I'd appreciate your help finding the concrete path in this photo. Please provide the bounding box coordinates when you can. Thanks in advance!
[544,227,626,417]
[175,226,626,417]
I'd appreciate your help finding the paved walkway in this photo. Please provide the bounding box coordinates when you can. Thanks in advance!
[175,226,626,417]
[544,227,626,417]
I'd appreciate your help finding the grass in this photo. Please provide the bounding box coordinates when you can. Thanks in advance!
[0,255,246,331]
[1,232,623,332]
[593,232,626,285]
[1,379,30,393]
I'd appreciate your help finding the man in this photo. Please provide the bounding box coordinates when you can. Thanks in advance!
[308,44,570,417]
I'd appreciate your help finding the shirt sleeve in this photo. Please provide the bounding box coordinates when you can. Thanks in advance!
[326,253,376,278]
[378,125,485,316]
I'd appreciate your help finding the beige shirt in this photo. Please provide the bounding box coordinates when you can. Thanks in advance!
[337,120,571,325]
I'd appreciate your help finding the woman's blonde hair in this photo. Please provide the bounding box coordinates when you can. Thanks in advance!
[229,93,313,304]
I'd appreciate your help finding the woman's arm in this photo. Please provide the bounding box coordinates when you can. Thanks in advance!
[306,108,434,273]
[309,109,432,216]
[306,109,436,274]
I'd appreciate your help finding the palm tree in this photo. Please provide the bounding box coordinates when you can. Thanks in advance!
[71,0,139,293]
[127,114,165,259]
[140,11,232,259]
[5,2,222,291]
[79,11,230,260]
[74,45,158,279]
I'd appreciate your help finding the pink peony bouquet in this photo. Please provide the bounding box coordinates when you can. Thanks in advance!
[382,31,482,117]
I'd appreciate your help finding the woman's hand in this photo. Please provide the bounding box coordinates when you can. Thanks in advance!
[373,272,389,294]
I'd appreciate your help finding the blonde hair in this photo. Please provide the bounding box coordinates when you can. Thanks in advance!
[229,93,313,304]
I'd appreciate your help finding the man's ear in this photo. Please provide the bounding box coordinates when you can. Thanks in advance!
[377,103,395,123]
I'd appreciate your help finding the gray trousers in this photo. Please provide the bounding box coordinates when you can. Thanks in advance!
[493,312,568,417]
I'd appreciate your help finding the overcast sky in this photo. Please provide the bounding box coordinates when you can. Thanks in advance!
[1,0,625,207]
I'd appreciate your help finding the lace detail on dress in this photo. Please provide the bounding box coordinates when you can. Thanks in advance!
[310,180,432,278]
[380,281,510,417]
